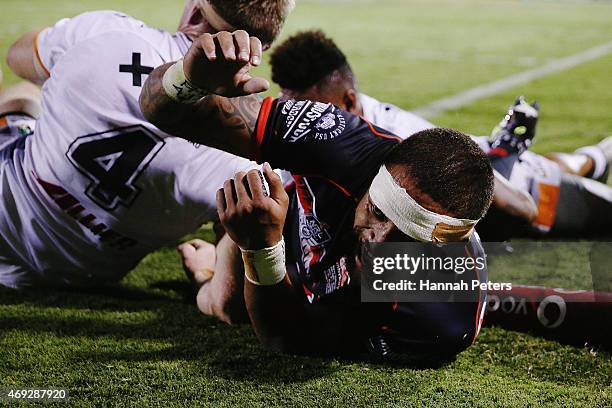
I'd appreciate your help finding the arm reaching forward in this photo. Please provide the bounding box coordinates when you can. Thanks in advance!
[139,30,270,159]
[142,31,362,355]
[7,30,49,85]
[218,165,360,355]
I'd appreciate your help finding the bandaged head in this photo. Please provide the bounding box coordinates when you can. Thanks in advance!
[369,165,479,242]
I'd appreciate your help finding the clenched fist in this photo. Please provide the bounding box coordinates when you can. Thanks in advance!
[217,163,289,250]
[183,30,270,97]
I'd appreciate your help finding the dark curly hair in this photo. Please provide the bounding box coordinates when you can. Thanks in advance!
[270,30,353,91]
[385,128,495,220]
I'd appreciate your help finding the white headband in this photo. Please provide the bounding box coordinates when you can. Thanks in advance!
[369,165,479,242]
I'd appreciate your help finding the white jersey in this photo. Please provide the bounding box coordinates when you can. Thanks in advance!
[0,11,253,287]
[359,94,563,231]
[359,94,435,138]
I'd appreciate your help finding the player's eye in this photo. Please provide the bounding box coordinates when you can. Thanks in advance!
[369,201,387,221]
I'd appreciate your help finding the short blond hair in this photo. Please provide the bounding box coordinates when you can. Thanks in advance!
[209,0,294,45]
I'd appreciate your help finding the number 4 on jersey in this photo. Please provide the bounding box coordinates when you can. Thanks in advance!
[66,126,165,211]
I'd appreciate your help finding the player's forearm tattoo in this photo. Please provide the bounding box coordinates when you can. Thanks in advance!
[217,95,262,135]
[139,62,205,138]
[140,65,264,159]
[139,63,175,125]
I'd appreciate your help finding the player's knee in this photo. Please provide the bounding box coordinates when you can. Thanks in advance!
[0,97,37,117]
[0,83,42,118]
[6,44,18,74]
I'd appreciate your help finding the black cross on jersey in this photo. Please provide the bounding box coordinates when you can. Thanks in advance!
[119,52,153,87]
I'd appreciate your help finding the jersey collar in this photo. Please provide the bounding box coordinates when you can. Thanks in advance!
[175,31,193,56]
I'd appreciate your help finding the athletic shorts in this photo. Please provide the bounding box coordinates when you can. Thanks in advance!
[0,112,36,288]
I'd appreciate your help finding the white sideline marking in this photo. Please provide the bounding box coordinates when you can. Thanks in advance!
[413,40,612,119]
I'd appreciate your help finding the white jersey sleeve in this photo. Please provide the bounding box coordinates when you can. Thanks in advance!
[359,93,435,139]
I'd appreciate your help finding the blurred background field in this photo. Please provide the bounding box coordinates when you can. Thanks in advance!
[1,0,611,406]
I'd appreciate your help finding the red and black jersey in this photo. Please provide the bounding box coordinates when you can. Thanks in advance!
[254,97,400,303]
[255,98,487,359]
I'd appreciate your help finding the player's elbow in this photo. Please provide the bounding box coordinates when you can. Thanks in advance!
[138,86,155,123]
[6,33,33,77]
[6,42,21,75]
[138,66,172,126]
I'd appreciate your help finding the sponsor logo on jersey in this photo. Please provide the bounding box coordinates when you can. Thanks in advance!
[323,257,351,296]
[313,111,346,141]
[294,176,331,269]
[282,101,332,142]
[299,213,332,248]
[315,113,336,130]
[280,99,296,115]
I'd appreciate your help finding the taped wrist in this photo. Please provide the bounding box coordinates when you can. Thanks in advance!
[162,59,210,104]
[241,239,287,286]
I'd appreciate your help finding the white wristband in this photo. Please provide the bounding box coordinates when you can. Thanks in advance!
[241,239,287,286]
[162,59,210,104]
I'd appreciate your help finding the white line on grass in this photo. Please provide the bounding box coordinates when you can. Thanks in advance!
[412,40,612,119]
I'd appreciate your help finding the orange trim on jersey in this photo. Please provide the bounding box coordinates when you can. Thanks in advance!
[322,177,356,201]
[465,245,484,344]
[34,30,50,77]
[254,96,274,162]
[534,183,561,230]
[0,117,7,128]
[365,120,401,141]
[472,273,483,344]
[299,174,357,202]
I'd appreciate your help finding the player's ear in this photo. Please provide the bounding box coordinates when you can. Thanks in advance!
[344,88,360,115]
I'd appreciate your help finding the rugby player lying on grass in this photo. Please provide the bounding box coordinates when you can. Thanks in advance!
[0,1,294,288]
[265,30,612,241]
[140,30,495,359]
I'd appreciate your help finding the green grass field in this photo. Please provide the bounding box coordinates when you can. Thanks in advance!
[1,0,612,406]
